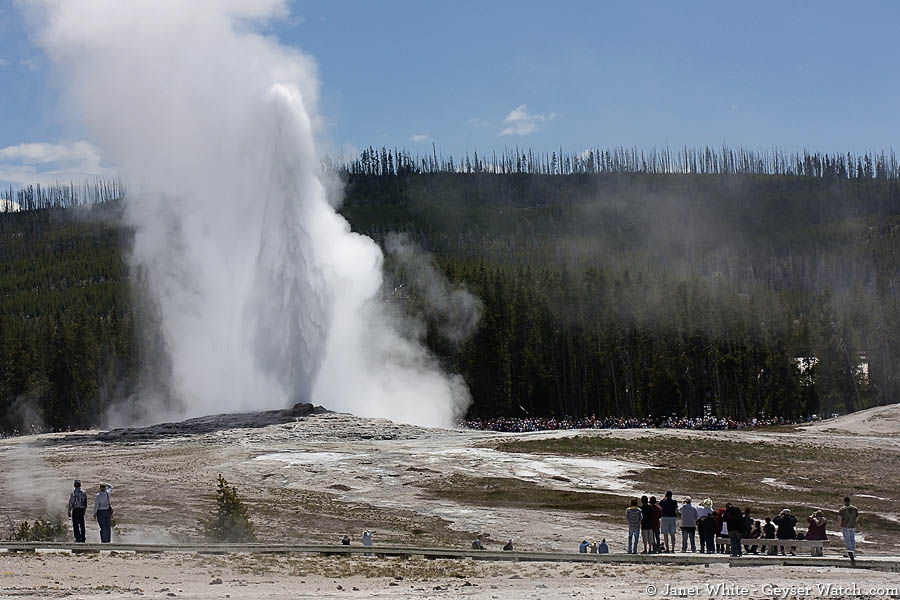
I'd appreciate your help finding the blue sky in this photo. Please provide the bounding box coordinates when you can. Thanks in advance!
[1,0,898,186]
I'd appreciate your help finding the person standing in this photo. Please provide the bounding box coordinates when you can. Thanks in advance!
[67,480,88,543]
[773,508,797,555]
[748,520,762,554]
[838,496,859,565]
[93,483,113,543]
[806,510,827,557]
[626,498,642,554]
[678,497,698,552]
[649,496,662,553]
[742,508,753,554]
[762,516,776,555]
[699,512,718,554]
[639,496,654,553]
[696,498,713,553]
[724,504,745,557]
[659,491,678,553]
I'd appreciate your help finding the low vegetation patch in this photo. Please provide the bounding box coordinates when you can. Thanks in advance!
[199,474,256,542]
[424,474,627,514]
[3,516,67,541]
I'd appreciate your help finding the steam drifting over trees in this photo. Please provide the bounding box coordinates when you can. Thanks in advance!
[1,142,899,431]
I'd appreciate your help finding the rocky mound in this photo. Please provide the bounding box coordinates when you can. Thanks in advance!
[95,402,329,442]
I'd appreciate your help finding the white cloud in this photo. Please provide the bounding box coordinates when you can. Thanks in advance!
[0,141,100,164]
[0,57,10,67]
[18,57,39,71]
[0,141,114,186]
[410,133,429,143]
[499,104,554,137]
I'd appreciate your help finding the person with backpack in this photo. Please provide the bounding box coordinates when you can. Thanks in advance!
[93,482,113,543]
[67,480,88,543]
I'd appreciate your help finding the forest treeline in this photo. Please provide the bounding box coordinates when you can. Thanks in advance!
[334,144,900,181]
[1,150,899,430]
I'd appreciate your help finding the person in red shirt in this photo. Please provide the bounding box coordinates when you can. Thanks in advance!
[806,510,827,556]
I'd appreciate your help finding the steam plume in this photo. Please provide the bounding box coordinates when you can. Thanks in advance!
[25,0,474,427]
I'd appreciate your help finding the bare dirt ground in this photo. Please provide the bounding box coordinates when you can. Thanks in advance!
[3,552,900,600]
[1,404,899,599]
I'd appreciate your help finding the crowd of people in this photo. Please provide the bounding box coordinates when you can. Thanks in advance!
[621,492,860,565]
[2,414,825,439]
[63,476,860,567]
[464,414,819,433]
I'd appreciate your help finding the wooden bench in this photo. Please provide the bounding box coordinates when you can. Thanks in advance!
[739,537,826,556]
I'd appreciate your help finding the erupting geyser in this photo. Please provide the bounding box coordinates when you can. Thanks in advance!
[25,0,475,427]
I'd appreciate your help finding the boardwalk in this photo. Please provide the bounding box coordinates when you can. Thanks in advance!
[2,542,898,571]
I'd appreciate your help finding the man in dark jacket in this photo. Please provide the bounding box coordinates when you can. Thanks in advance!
[724,504,745,557]
[67,480,88,543]
[742,508,753,554]
[698,513,719,554]
[640,496,654,553]
[649,496,662,553]
[773,509,798,555]
[762,517,776,555]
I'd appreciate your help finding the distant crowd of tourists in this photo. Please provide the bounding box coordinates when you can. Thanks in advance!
[464,414,818,433]
[622,492,860,564]
[3,414,821,439]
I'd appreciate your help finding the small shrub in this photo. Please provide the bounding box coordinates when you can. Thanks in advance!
[199,474,256,542]
[11,517,67,541]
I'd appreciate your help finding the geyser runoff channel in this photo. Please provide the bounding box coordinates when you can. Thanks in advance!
[25,0,476,428]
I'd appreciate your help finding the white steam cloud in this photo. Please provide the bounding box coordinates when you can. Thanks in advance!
[385,233,482,344]
[24,0,475,428]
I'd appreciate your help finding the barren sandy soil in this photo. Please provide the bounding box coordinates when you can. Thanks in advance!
[1,404,898,599]
[3,552,900,600]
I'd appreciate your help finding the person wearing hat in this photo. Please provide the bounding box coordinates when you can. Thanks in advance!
[678,497,698,553]
[806,510,827,556]
[773,508,797,555]
[93,482,113,543]
[67,480,88,543]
